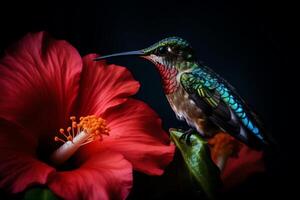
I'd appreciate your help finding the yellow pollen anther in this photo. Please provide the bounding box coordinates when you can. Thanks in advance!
[54,115,110,145]
[70,116,76,121]
[79,115,110,137]
[67,136,73,141]
[72,122,77,128]
[54,136,65,143]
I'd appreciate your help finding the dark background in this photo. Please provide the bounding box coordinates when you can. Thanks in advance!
[0,0,293,199]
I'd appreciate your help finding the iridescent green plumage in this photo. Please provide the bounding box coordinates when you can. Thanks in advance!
[180,67,265,146]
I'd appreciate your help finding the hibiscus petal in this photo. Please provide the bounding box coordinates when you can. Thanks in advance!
[0,32,82,134]
[0,119,55,193]
[48,151,132,200]
[76,54,140,116]
[84,99,175,176]
[221,144,265,190]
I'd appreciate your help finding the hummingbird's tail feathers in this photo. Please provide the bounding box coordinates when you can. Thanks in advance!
[245,109,278,150]
[255,129,278,151]
[238,126,268,149]
[234,121,279,151]
[208,110,270,150]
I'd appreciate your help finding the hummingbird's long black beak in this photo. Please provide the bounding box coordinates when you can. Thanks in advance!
[93,50,145,61]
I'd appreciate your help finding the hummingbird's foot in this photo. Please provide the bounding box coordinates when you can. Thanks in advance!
[179,128,194,145]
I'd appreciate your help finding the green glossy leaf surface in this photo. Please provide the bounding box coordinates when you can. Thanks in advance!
[170,129,221,199]
[24,188,59,200]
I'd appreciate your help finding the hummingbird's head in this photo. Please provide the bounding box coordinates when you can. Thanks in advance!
[94,37,196,71]
[94,37,196,94]
[141,37,196,70]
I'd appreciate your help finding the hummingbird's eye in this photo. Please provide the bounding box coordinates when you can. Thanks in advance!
[156,46,168,55]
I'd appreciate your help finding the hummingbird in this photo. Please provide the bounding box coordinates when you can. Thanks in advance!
[94,37,269,148]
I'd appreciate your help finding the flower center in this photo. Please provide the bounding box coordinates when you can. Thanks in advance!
[50,115,110,165]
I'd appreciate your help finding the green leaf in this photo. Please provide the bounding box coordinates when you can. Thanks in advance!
[170,128,221,199]
[24,188,59,200]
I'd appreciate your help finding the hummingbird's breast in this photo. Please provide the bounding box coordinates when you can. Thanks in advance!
[166,84,217,136]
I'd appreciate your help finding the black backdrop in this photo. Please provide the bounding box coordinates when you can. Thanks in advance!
[0,0,293,199]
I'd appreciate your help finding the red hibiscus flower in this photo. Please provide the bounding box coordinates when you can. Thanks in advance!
[208,132,265,190]
[0,32,175,200]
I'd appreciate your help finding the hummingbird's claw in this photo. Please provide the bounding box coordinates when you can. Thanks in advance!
[179,128,194,145]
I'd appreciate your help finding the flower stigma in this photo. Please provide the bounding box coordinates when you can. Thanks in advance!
[51,115,110,165]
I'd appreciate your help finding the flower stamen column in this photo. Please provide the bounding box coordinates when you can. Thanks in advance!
[51,115,110,165]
